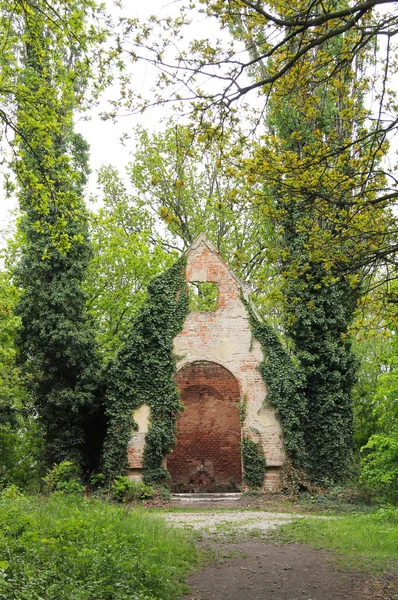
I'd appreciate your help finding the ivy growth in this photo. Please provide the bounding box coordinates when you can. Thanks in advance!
[241,436,267,488]
[102,256,189,484]
[242,297,308,470]
[237,395,248,426]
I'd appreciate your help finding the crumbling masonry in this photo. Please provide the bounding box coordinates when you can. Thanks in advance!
[128,234,285,491]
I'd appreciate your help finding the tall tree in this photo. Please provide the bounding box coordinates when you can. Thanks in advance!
[117,1,398,269]
[223,3,392,481]
[13,1,106,471]
[85,165,176,359]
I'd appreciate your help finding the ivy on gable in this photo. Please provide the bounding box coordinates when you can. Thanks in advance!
[102,256,189,484]
[242,297,308,470]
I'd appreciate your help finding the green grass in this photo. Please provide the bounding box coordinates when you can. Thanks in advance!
[271,512,398,572]
[0,494,198,600]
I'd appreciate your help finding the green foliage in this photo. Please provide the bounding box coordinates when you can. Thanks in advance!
[0,267,43,490]
[243,297,307,469]
[373,505,398,525]
[111,476,154,503]
[89,472,105,489]
[0,494,197,600]
[241,436,267,489]
[188,281,219,312]
[285,266,357,483]
[42,461,85,496]
[85,166,176,359]
[126,123,277,286]
[14,6,106,471]
[0,484,24,501]
[351,332,393,450]
[0,0,108,249]
[360,434,398,502]
[102,257,189,484]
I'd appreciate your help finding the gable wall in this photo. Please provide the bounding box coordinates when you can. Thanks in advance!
[173,239,285,490]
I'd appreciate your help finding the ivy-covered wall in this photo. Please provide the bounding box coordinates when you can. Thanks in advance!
[172,234,286,490]
[102,256,189,484]
[242,298,308,471]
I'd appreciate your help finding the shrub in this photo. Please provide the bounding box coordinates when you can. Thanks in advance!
[0,484,24,500]
[42,461,85,495]
[89,472,105,490]
[112,476,154,503]
[360,434,398,502]
[373,504,398,525]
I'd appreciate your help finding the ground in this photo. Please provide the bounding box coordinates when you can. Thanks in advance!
[158,506,398,600]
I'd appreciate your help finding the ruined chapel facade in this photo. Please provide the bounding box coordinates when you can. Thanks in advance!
[128,234,285,491]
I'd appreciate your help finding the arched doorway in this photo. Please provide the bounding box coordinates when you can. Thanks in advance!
[167,361,242,492]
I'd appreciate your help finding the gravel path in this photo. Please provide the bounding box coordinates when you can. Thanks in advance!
[164,510,311,534]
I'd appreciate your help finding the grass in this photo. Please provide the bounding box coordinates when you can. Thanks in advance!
[0,493,198,600]
[270,511,398,572]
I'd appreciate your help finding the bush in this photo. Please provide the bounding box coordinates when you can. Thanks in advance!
[112,476,154,503]
[89,472,106,490]
[373,504,398,525]
[42,461,85,495]
[0,484,24,500]
[360,434,398,502]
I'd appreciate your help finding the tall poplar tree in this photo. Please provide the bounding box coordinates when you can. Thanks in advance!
[233,7,392,482]
[13,1,106,471]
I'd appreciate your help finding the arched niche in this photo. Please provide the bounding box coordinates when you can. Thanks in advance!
[167,361,242,492]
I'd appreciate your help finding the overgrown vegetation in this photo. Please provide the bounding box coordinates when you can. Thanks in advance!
[102,257,189,484]
[243,298,307,470]
[0,0,397,507]
[240,437,267,489]
[13,1,106,473]
[0,492,197,600]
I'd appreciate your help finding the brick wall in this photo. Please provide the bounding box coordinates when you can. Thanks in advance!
[173,234,286,491]
[127,234,286,491]
[167,361,242,492]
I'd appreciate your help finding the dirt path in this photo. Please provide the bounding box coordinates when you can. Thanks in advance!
[162,510,397,600]
[182,540,362,600]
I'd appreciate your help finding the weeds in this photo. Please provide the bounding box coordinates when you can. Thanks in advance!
[0,493,197,600]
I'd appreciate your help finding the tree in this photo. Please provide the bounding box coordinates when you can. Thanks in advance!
[118,1,398,237]
[0,0,108,248]
[357,280,398,499]
[13,1,105,472]
[85,165,176,359]
[86,123,282,356]
[0,268,42,489]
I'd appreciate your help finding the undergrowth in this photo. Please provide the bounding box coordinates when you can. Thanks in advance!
[0,493,197,600]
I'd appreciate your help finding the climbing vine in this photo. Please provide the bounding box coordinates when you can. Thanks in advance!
[237,395,247,426]
[102,256,189,484]
[242,297,308,470]
[241,436,267,489]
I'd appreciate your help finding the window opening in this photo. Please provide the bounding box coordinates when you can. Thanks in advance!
[188,281,218,312]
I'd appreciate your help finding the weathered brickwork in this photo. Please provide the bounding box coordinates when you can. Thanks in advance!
[172,234,285,491]
[167,362,242,492]
[128,233,286,491]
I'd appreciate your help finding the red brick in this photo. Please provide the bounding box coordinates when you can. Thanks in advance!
[167,361,242,492]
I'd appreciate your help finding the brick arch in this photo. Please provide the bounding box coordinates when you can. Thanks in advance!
[167,361,242,492]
